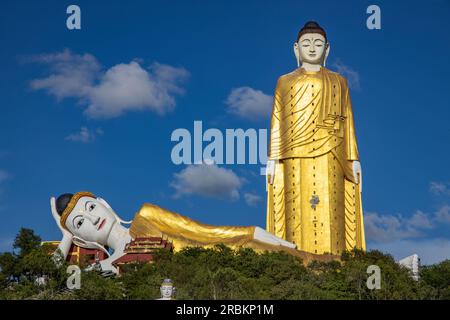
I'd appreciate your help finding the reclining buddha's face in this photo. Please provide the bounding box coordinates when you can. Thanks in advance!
[65,196,116,245]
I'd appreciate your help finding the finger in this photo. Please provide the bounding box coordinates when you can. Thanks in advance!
[50,197,66,231]
[50,197,59,220]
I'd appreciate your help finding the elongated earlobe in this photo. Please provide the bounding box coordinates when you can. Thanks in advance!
[293,42,300,67]
[323,43,330,67]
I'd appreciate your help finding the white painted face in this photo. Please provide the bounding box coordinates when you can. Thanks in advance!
[64,197,116,245]
[160,285,173,299]
[296,33,328,65]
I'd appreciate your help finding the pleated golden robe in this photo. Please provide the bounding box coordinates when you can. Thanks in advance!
[266,67,365,255]
[129,204,303,256]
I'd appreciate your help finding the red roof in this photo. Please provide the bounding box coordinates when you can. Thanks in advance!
[112,237,173,267]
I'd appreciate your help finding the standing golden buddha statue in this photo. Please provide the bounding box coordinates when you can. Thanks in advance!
[266,21,365,255]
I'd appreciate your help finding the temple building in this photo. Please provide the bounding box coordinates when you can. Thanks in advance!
[112,237,173,274]
[42,237,173,274]
[42,241,108,265]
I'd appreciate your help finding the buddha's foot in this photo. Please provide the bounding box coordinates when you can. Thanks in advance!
[253,227,297,249]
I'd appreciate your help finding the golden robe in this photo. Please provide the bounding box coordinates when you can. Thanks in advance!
[129,203,299,255]
[128,203,339,262]
[266,67,365,255]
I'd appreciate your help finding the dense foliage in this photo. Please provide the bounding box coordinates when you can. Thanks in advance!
[0,228,448,300]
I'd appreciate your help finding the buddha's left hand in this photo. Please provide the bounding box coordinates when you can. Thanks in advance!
[352,161,362,192]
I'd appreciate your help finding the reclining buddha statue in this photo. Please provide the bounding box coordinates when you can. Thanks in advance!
[51,191,296,274]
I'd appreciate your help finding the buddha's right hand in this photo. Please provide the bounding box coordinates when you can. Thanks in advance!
[266,160,276,185]
[50,197,73,240]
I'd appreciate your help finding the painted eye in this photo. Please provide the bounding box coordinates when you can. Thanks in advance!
[77,218,84,229]
[88,203,96,212]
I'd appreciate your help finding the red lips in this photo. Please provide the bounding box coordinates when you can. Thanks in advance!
[97,218,106,231]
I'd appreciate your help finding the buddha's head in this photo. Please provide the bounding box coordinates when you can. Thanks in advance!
[160,279,175,299]
[294,21,330,67]
[55,191,130,253]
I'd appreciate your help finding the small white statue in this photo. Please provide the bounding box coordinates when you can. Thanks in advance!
[157,279,176,300]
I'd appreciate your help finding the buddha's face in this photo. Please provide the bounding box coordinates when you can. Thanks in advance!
[295,33,328,65]
[65,197,116,245]
[160,285,173,299]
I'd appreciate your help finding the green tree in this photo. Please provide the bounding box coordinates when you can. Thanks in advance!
[13,228,41,257]
[0,252,19,281]
[2,227,450,300]
[421,260,450,299]
[75,271,124,300]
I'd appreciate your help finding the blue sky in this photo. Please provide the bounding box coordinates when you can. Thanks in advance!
[1,0,449,264]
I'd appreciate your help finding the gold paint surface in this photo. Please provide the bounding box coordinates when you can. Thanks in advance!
[129,203,340,259]
[131,204,305,254]
[267,67,365,255]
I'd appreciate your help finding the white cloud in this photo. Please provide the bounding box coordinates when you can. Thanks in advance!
[86,62,188,118]
[226,87,273,120]
[365,205,450,243]
[332,59,360,90]
[28,49,189,119]
[365,211,428,243]
[244,193,263,207]
[430,181,450,196]
[368,238,450,265]
[171,163,243,201]
[408,210,433,229]
[365,203,450,264]
[65,127,103,143]
[29,49,100,99]
[434,205,450,223]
